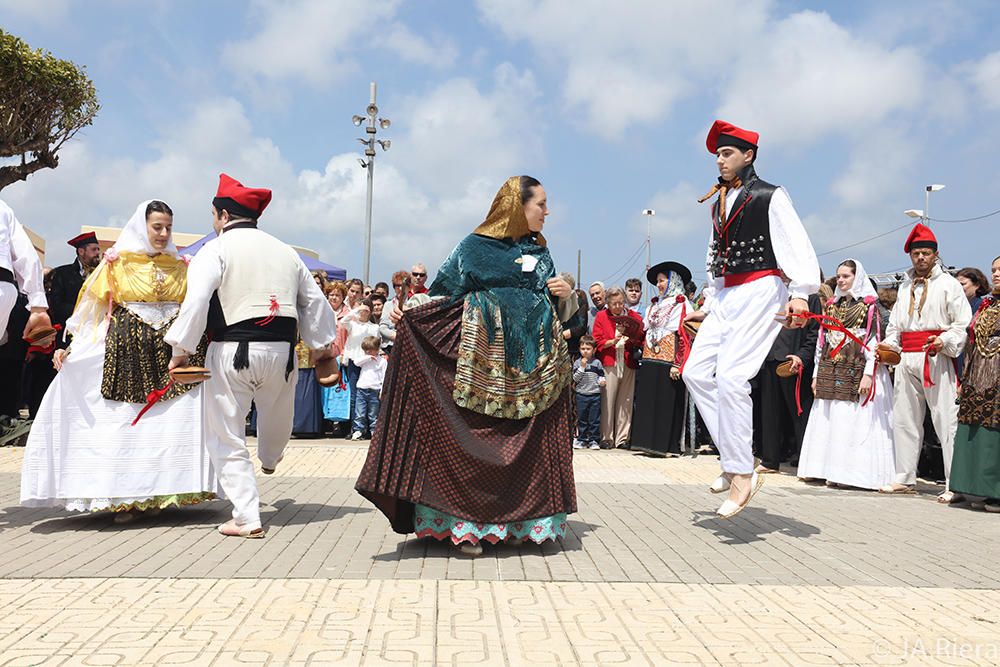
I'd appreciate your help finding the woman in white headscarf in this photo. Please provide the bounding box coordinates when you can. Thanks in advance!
[630,261,693,457]
[21,200,222,521]
[797,258,895,490]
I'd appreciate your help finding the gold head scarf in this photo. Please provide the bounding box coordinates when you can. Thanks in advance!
[473,176,546,246]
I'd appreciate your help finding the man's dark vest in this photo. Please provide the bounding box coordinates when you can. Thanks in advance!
[708,165,779,277]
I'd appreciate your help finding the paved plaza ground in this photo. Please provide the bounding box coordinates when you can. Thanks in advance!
[1,440,999,666]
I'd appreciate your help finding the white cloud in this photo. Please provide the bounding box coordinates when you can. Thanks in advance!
[3,63,544,281]
[220,0,400,87]
[479,2,930,153]
[392,63,544,199]
[966,50,1000,109]
[830,127,916,211]
[716,11,925,150]
[377,23,458,69]
[477,0,772,139]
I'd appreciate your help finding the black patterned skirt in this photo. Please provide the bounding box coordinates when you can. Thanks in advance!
[101,304,206,404]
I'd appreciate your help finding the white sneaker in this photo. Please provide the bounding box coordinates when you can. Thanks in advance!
[350,431,363,441]
[573,439,585,449]
[709,475,731,493]
[588,442,601,450]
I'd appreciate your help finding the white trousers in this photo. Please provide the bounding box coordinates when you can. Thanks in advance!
[892,350,960,488]
[0,282,16,346]
[683,276,786,474]
[204,340,296,529]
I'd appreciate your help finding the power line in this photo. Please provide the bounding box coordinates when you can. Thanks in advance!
[817,222,912,257]
[930,208,1000,223]
[599,241,646,285]
[816,206,999,258]
[605,253,645,287]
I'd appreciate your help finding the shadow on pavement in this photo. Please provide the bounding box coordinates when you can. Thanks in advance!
[691,507,820,544]
[0,499,370,534]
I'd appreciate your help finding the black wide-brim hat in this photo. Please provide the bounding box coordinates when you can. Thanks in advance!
[647,261,692,286]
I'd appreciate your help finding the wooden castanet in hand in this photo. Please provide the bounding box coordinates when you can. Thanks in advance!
[169,367,211,384]
[315,356,341,387]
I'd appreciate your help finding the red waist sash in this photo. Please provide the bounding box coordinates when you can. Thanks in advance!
[900,329,945,388]
[723,269,781,288]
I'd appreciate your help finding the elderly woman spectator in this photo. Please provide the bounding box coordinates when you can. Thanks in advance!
[592,286,644,447]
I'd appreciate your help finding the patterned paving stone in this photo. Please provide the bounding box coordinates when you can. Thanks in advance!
[2,442,1000,665]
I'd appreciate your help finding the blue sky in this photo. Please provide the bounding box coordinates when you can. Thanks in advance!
[2,0,999,289]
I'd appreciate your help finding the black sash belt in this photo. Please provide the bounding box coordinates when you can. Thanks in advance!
[210,317,297,380]
[0,267,14,284]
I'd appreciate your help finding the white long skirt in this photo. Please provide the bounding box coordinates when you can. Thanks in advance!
[796,366,896,490]
[20,330,223,512]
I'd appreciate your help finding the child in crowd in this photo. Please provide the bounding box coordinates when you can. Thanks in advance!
[573,335,606,450]
[351,335,387,440]
[340,299,382,435]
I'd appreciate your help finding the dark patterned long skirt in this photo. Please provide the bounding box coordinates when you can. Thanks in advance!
[630,361,685,456]
[101,305,205,403]
[355,298,577,535]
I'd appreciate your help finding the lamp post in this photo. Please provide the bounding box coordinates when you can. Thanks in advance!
[352,81,391,284]
[924,183,945,225]
[642,209,655,304]
[903,184,945,227]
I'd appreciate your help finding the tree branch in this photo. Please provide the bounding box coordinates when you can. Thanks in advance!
[0,157,55,190]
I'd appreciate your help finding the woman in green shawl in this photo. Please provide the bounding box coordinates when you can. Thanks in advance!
[356,176,580,556]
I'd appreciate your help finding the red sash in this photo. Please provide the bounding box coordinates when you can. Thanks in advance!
[900,330,944,388]
[723,269,781,288]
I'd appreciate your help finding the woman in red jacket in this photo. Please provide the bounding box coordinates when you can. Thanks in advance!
[592,286,645,447]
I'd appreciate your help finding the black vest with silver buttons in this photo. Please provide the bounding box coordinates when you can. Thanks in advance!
[707,165,779,277]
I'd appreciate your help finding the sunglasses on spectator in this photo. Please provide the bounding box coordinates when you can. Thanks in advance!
[411,272,427,277]
[392,283,403,288]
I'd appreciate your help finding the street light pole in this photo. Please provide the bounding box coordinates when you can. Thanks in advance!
[904,184,945,228]
[642,209,655,304]
[925,184,945,226]
[352,81,391,284]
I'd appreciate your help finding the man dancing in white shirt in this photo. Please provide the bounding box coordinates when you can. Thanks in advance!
[683,121,821,518]
[165,174,337,538]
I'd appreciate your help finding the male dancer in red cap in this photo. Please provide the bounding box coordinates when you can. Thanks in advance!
[879,223,971,501]
[165,174,337,538]
[683,120,820,518]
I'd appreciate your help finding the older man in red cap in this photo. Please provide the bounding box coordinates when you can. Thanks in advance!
[879,223,971,501]
[48,232,101,343]
[683,120,821,518]
[165,174,338,538]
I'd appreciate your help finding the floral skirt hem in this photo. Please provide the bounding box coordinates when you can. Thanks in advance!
[58,492,217,514]
[413,504,567,545]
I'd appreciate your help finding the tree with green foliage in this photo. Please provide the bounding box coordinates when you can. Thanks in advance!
[0,29,99,191]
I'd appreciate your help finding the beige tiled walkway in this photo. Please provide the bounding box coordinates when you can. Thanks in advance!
[2,442,999,666]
